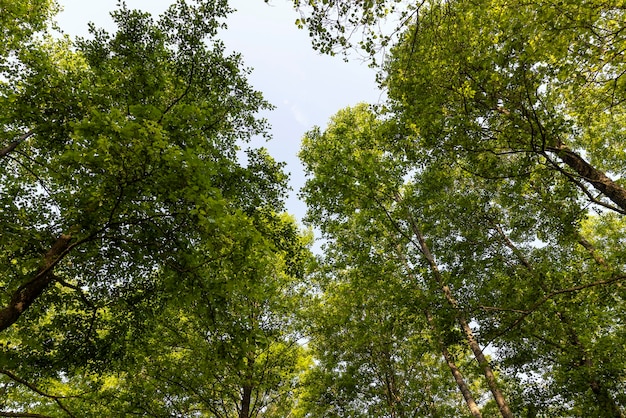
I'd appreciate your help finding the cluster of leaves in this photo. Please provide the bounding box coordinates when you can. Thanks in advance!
[3,0,626,416]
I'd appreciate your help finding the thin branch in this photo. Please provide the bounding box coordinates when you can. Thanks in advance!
[158,58,196,124]
[4,154,54,197]
[0,370,76,418]
[577,235,609,268]
[54,276,96,309]
[485,274,626,346]
[473,305,529,314]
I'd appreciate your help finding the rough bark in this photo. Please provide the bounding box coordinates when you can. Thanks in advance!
[0,234,72,332]
[549,144,626,213]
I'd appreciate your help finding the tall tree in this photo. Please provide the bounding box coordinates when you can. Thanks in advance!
[1,211,313,418]
[0,1,301,416]
[299,103,626,416]
[0,0,277,332]
[299,104,506,417]
[293,0,626,215]
[292,2,626,415]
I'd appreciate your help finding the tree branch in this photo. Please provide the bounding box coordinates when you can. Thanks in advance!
[0,369,76,417]
[546,144,626,213]
[541,151,626,215]
[486,274,626,346]
[0,130,35,160]
[0,231,97,332]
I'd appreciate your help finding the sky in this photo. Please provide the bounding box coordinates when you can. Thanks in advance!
[55,0,383,227]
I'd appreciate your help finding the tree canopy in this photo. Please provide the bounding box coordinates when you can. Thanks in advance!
[2,0,626,416]
[294,0,626,416]
[0,1,313,416]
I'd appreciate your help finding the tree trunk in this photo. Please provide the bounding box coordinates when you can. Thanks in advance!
[240,384,252,418]
[410,221,514,418]
[588,378,625,418]
[239,349,256,418]
[399,247,482,418]
[549,144,626,213]
[426,311,483,418]
[0,234,72,332]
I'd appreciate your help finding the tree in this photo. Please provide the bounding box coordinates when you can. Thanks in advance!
[116,210,313,418]
[384,0,626,213]
[0,0,300,416]
[293,0,626,215]
[295,247,485,418]
[299,104,502,417]
[299,103,626,416]
[1,210,313,418]
[291,1,626,415]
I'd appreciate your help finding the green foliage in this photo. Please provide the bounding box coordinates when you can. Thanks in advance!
[0,1,312,416]
[3,0,626,416]
[0,0,57,58]
[299,97,626,416]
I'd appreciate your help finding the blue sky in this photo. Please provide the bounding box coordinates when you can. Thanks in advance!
[56,0,382,226]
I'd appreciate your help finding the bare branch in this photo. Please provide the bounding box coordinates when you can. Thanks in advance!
[486,275,626,346]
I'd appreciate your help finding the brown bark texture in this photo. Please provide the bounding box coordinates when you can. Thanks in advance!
[0,234,72,332]
[426,310,483,418]
[550,145,626,213]
[411,221,514,418]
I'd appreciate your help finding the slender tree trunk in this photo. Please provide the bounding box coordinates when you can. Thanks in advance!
[589,379,625,418]
[410,221,514,418]
[240,384,252,418]
[0,234,72,332]
[456,312,512,418]
[399,248,482,418]
[239,343,257,418]
[380,348,402,418]
[426,311,483,418]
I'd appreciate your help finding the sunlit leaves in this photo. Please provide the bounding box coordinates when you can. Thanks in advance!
[0,0,301,416]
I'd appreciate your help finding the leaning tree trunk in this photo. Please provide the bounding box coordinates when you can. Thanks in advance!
[399,248,483,418]
[548,144,626,213]
[426,310,483,418]
[0,234,73,332]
